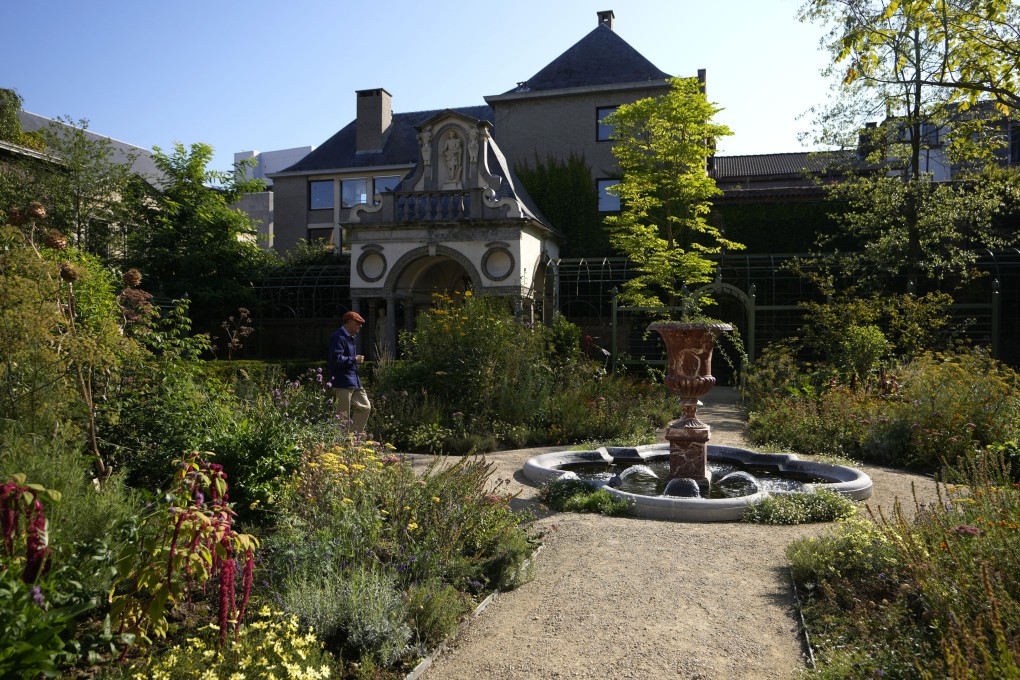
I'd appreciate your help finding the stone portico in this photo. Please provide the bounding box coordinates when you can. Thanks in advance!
[345,109,560,355]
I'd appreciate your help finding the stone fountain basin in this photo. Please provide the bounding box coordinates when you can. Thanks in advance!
[523,443,873,523]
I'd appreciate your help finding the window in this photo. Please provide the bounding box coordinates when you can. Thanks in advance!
[597,106,619,142]
[597,179,621,212]
[341,178,369,208]
[373,175,401,202]
[309,180,333,210]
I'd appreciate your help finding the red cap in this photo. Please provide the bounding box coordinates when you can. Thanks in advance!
[342,311,366,324]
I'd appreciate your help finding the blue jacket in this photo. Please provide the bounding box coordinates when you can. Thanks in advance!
[328,326,362,389]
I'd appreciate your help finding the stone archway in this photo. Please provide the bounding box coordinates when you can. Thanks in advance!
[692,281,755,358]
[365,246,484,356]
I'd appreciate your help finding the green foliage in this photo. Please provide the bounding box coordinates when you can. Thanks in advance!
[109,452,258,650]
[742,489,858,524]
[0,88,25,144]
[0,88,43,150]
[787,447,1020,678]
[603,76,742,312]
[837,324,889,381]
[812,174,1015,292]
[30,116,139,257]
[117,606,338,679]
[262,440,535,669]
[278,237,346,266]
[373,293,673,452]
[0,429,138,597]
[281,564,411,667]
[514,153,606,257]
[711,200,843,254]
[0,556,95,679]
[539,479,632,516]
[406,580,473,647]
[800,0,1020,294]
[126,142,278,329]
[746,347,1020,470]
[797,291,957,365]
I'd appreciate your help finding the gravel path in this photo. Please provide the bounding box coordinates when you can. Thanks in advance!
[409,389,941,680]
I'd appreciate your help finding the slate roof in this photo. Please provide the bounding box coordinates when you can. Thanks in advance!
[280,105,494,174]
[17,111,163,182]
[712,151,860,180]
[505,23,672,93]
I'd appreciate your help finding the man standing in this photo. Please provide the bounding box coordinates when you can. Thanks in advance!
[329,310,371,433]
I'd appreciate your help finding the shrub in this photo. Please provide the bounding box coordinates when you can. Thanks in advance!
[280,565,411,668]
[742,489,858,524]
[746,347,1020,471]
[261,438,536,669]
[539,479,632,516]
[837,324,889,382]
[406,580,473,647]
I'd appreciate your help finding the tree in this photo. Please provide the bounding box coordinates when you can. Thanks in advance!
[803,1,1020,113]
[603,76,741,313]
[127,143,277,329]
[30,116,139,258]
[0,88,24,143]
[799,0,1020,291]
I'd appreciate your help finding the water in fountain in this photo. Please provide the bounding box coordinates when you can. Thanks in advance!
[561,459,829,499]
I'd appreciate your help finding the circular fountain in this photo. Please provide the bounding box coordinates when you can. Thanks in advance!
[523,322,872,522]
[523,443,873,522]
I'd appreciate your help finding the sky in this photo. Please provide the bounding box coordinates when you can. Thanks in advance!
[3,0,836,173]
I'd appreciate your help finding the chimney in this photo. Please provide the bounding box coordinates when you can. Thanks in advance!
[356,88,392,154]
[597,10,614,29]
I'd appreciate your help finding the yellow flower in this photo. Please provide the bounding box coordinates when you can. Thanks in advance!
[407,522,419,531]
[432,496,441,503]
[342,498,354,503]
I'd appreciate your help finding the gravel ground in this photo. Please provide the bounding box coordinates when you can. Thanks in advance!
[407,389,942,680]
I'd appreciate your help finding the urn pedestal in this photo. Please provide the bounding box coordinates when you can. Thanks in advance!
[648,322,732,492]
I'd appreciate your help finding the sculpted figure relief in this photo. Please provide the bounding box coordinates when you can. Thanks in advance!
[468,128,479,165]
[443,132,462,181]
[418,126,432,166]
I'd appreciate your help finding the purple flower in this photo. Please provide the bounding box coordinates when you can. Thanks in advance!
[31,586,44,607]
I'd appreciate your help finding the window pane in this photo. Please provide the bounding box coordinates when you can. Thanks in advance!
[309,180,333,210]
[598,179,620,212]
[341,178,369,208]
[597,106,618,142]
[374,175,401,194]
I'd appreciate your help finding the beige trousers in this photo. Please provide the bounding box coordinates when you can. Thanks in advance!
[334,387,371,433]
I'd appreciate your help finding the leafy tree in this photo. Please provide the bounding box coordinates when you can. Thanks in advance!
[800,0,1020,291]
[30,116,140,258]
[127,143,278,329]
[603,76,742,313]
[0,88,24,143]
[802,1,1020,114]
[515,154,606,257]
